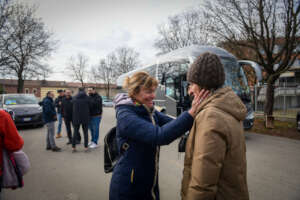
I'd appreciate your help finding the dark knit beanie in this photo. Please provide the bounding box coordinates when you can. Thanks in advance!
[187,52,225,90]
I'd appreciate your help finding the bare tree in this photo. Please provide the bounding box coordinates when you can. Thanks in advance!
[114,46,140,77]
[154,8,213,54]
[67,53,89,87]
[92,53,117,98]
[0,2,57,93]
[0,0,13,68]
[203,0,300,126]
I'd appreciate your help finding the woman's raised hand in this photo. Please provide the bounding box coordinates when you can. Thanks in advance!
[188,89,210,118]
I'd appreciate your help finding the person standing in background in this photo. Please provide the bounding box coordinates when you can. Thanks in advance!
[55,90,65,138]
[87,87,102,148]
[72,88,91,152]
[61,90,75,145]
[42,91,61,152]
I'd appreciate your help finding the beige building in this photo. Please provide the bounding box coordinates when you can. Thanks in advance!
[0,79,122,99]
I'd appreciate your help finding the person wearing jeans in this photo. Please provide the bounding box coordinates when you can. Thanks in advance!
[55,90,65,138]
[88,87,103,148]
[89,116,101,147]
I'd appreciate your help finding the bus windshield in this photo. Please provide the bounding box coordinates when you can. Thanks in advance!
[162,59,250,101]
[221,58,250,97]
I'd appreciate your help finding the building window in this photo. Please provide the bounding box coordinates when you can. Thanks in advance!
[33,88,37,94]
[25,88,30,94]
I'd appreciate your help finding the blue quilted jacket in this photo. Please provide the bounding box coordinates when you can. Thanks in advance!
[109,93,194,200]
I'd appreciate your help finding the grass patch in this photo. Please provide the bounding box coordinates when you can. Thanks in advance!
[248,118,300,140]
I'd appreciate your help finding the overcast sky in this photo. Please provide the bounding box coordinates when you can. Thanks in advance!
[20,0,199,82]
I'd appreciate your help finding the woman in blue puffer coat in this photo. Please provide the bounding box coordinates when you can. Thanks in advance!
[109,71,209,200]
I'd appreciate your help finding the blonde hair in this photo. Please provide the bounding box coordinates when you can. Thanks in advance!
[123,71,158,98]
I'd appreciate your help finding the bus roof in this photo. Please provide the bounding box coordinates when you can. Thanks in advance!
[117,45,236,86]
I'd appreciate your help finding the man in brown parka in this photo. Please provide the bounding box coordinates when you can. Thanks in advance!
[181,52,249,200]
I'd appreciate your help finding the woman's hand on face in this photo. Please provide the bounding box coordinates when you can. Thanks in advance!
[188,89,210,118]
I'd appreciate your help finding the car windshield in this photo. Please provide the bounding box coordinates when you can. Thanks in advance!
[4,95,38,105]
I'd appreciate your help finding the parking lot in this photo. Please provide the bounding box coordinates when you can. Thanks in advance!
[3,107,300,200]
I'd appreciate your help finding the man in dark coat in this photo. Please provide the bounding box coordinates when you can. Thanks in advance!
[61,89,81,145]
[87,87,103,148]
[72,88,91,152]
[41,91,61,152]
[54,90,65,138]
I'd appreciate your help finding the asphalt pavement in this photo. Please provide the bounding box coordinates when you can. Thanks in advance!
[3,107,300,200]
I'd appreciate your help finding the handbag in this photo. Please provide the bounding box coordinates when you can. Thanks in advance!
[178,132,189,153]
[2,149,30,189]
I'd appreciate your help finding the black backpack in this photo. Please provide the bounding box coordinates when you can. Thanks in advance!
[104,126,119,173]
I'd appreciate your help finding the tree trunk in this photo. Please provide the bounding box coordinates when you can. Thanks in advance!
[263,76,278,128]
[17,75,24,93]
[106,82,110,98]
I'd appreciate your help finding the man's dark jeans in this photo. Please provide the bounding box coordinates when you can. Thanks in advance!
[73,124,88,148]
[64,119,81,143]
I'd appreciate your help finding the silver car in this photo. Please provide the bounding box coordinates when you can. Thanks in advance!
[0,94,43,126]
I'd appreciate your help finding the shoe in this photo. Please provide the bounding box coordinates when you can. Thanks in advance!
[56,134,62,138]
[72,148,77,153]
[89,143,98,149]
[88,142,93,146]
[85,148,91,152]
[46,147,51,151]
[52,147,61,152]
[66,141,72,145]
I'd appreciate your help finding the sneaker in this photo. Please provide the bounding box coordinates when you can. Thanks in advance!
[88,142,93,146]
[72,148,77,153]
[56,134,62,138]
[85,148,91,152]
[46,147,51,151]
[52,147,61,152]
[89,143,98,149]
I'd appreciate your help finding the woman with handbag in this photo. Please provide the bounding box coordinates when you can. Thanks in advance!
[0,110,24,191]
[109,71,209,200]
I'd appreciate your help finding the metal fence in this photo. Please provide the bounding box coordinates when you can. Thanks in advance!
[252,83,300,118]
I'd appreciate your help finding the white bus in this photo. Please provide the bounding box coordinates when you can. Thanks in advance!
[117,45,262,130]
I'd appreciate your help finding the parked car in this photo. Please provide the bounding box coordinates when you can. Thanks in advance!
[102,97,114,107]
[0,94,43,127]
[297,111,300,132]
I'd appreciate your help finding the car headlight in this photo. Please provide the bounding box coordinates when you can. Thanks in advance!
[4,108,15,120]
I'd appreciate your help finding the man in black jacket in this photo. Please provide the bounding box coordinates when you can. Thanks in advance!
[72,88,91,152]
[55,90,65,138]
[61,90,81,145]
[87,87,103,148]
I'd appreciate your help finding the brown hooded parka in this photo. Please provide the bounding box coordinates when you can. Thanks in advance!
[181,87,249,200]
